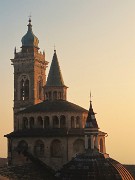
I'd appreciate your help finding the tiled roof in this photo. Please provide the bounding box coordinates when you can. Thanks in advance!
[18,100,88,114]
[5,129,106,138]
[57,149,134,180]
[5,128,85,138]
[108,158,134,180]
[0,163,55,180]
[46,50,65,87]
[5,128,68,138]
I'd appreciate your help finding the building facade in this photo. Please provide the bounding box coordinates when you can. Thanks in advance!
[5,19,107,170]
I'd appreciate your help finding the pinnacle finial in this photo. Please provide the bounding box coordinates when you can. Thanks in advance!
[14,47,16,54]
[27,15,32,31]
[28,14,32,23]
[89,91,93,110]
[54,44,56,53]
[90,91,92,102]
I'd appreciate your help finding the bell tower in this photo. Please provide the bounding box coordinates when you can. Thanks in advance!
[11,18,48,130]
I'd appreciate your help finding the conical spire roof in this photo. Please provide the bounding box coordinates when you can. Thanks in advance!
[46,50,65,87]
[85,99,99,128]
[21,18,39,48]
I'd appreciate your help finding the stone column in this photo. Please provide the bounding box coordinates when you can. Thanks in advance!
[43,118,45,128]
[74,119,76,128]
[59,117,60,128]
[91,135,94,149]
[51,91,53,100]
[50,116,53,128]
[85,135,88,149]
[28,119,30,129]
[95,135,99,149]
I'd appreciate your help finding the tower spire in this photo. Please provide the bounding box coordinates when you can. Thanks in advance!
[45,50,68,101]
[46,49,65,87]
[90,91,92,110]
[85,95,98,129]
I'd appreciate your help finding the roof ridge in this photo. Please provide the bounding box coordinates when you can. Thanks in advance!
[18,99,88,114]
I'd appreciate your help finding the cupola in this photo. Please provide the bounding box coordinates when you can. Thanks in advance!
[21,18,39,50]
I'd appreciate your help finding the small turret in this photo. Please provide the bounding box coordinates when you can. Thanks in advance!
[84,94,99,150]
[85,99,98,129]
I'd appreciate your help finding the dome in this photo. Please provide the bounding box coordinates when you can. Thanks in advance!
[57,149,134,180]
[21,18,39,48]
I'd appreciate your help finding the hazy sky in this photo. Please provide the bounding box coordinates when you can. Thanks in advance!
[1,0,135,164]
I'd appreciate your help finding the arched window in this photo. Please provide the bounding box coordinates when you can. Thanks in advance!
[71,116,75,128]
[73,139,85,156]
[53,116,59,128]
[48,92,52,100]
[37,77,43,100]
[34,140,44,157]
[76,116,80,128]
[99,138,103,153]
[51,140,62,157]
[53,91,57,100]
[44,116,50,128]
[29,117,34,129]
[20,75,29,101]
[60,115,66,128]
[25,79,29,99]
[37,116,43,128]
[20,79,25,100]
[45,93,48,100]
[22,117,28,129]
[17,140,28,153]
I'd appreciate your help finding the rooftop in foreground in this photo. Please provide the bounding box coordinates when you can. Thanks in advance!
[57,149,134,180]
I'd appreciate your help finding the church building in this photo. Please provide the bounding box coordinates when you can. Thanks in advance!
[5,19,134,180]
[5,18,107,170]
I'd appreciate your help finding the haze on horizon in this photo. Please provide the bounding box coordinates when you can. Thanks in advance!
[0,0,135,164]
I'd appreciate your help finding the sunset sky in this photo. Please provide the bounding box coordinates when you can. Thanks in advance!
[1,0,135,164]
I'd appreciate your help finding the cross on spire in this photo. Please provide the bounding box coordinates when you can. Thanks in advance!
[28,13,32,23]
[54,44,56,52]
[90,91,92,102]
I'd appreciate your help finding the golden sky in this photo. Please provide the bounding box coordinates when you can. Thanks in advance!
[1,0,135,164]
